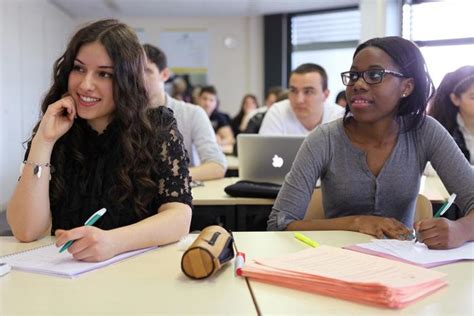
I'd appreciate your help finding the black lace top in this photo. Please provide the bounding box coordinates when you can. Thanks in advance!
[26,107,192,232]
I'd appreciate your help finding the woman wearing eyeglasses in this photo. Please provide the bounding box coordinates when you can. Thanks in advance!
[267,36,474,249]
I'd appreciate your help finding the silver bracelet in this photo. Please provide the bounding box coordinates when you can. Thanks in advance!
[21,161,54,179]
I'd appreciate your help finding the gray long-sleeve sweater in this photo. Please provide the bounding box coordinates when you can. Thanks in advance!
[268,116,474,230]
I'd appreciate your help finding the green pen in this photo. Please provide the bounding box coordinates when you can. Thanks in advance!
[59,208,107,253]
[434,193,456,218]
[414,193,456,242]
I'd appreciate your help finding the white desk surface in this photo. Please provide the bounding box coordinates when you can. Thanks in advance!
[226,155,239,170]
[192,175,449,206]
[233,231,473,316]
[0,236,256,315]
[192,177,274,205]
[420,175,449,203]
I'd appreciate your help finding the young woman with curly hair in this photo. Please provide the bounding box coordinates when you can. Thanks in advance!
[7,19,192,262]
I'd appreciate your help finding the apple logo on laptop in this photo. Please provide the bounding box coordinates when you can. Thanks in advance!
[272,154,284,168]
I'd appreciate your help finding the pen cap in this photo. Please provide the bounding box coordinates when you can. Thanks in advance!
[181,225,235,279]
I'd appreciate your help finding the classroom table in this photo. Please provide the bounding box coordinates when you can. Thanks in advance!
[191,175,449,208]
[193,176,448,206]
[233,231,474,316]
[0,236,256,315]
[3,233,470,315]
[191,177,274,231]
[190,176,449,231]
[192,177,273,206]
[225,155,239,174]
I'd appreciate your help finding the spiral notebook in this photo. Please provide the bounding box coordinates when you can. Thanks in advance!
[0,243,156,278]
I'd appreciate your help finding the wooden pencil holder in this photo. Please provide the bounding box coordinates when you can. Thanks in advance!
[181,225,235,279]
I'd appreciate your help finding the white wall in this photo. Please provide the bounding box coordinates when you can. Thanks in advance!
[0,0,74,209]
[76,15,264,116]
[359,0,402,42]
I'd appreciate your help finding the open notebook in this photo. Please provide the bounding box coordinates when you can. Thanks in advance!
[0,243,156,278]
[345,240,474,268]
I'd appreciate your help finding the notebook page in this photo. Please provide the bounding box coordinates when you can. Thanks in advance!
[254,246,446,288]
[1,244,156,278]
[348,240,474,265]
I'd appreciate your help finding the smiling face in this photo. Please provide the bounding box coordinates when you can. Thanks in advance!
[346,46,414,125]
[68,41,115,133]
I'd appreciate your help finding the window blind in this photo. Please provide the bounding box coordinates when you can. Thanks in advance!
[291,9,360,51]
[402,0,474,43]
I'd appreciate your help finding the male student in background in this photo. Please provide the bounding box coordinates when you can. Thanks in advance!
[143,44,227,181]
[259,63,344,135]
[197,85,235,150]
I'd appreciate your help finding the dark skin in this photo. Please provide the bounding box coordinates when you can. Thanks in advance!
[343,46,414,239]
[288,46,415,240]
[289,46,474,249]
[415,213,474,249]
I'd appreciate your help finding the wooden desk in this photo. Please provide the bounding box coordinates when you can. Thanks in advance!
[233,231,473,316]
[0,236,256,315]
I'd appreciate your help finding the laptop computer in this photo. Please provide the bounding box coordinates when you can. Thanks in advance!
[237,134,306,185]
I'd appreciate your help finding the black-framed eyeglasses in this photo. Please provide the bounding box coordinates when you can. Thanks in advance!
[340,69,406,86]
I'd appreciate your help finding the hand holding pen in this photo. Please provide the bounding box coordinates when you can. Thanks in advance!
[414,194,466,249]
[55,208,116,262]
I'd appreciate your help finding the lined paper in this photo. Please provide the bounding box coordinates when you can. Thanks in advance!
[241,246,447,308]
[346,240,474,267]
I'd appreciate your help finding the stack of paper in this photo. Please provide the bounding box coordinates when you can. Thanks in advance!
[345,240,474,268]
[241,246,447,309]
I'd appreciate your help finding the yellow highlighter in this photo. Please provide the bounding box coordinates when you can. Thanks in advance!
[294,232,320,248]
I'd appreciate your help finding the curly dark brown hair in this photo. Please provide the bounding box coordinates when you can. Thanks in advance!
[32,19,169,217]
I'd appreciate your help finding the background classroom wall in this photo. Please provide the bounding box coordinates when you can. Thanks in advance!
[0,0,74,211]
[76,15,265,117]
[0,0,399,210]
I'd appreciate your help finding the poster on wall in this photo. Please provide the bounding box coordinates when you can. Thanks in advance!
[159,30,209,103]
[160,30,209,73]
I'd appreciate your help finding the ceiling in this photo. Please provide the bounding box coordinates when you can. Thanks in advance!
[49,0,358,18]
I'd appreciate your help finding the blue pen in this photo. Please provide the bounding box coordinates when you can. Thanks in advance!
[59,208,107,253]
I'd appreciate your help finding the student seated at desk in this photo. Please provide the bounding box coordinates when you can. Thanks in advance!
[197,85,235,149]
[267,36,474,249]
[231,94,259,137]
[259,63,344,136]
[7,19,192,262]
[429,65,474,165]
[143,44,227,181]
